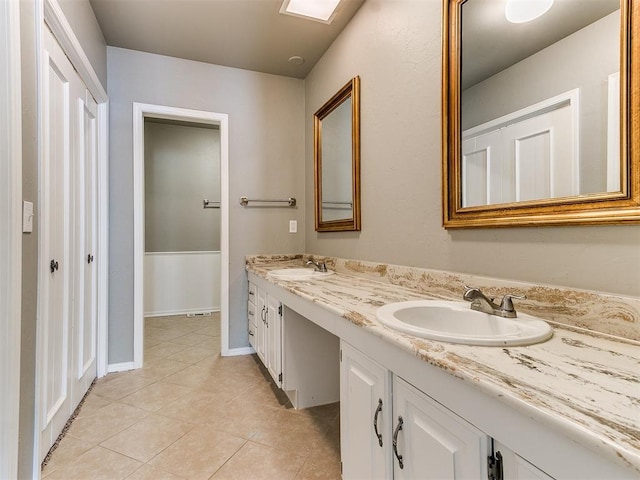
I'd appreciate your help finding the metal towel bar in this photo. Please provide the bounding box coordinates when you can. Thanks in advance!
[239,196,296,207]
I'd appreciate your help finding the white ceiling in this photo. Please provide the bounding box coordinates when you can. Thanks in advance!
[89,0,365,79]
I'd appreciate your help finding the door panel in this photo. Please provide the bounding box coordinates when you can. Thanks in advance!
[393,377,488,479]
[40,26,94,460]
[340,342,392,480]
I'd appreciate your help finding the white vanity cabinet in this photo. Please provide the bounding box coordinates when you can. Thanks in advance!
[247,282,257,350]
[250,281,283,387]
[340,341,393,479]
[494,442,555,480]
[340,341,489,480]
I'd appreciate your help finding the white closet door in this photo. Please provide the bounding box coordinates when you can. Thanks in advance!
[71,92,98,407]
[39,26,89,460]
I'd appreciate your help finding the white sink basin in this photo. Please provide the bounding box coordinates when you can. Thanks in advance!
[268,268,334,281]
[376,300,552,346]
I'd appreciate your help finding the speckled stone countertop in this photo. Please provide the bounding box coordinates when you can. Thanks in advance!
[246,254,640,475]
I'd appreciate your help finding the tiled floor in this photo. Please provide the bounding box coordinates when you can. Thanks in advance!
[42,313,341,479]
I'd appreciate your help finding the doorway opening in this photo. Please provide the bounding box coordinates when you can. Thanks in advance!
[133,104,230,368]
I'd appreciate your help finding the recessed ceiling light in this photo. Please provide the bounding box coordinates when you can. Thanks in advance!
[505,0,554,23]
[288,56,305,65]
[280,0,342,24]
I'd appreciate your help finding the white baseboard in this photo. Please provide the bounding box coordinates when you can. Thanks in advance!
[144,308,221,318]
[223,347,255,357]
[107,361,137,374]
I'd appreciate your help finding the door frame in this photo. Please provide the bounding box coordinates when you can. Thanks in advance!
[0,0,23,477]
[132,103,230,368]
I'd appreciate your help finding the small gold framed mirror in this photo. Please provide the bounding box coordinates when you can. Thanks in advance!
[314,76,361,232]
[442,0,639,228]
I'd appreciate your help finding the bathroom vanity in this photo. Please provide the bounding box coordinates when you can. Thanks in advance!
[246,254,639,479]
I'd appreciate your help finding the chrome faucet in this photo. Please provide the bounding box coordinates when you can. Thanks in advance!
[306,260,328,272]
[463,287,525,318]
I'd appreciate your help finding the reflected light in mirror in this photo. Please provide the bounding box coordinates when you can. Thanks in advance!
[505,0,554,23]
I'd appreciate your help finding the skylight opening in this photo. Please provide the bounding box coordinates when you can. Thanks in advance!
[280,0,342,24]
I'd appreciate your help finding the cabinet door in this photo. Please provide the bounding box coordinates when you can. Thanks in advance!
[392,376,489,480]
[340,342,392,480]
[266,294,282,386]
[494,441,555,480]
[255,287,267,362]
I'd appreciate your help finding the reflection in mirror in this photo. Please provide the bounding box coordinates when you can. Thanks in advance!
[442,0,640,227]
[462,0,619,206]
[314,76,361,232]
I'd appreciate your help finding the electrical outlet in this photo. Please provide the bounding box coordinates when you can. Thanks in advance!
[289,220,297,233]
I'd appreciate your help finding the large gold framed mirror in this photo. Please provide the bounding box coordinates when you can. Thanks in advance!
[314,76,361,232]
[443,0,639,228]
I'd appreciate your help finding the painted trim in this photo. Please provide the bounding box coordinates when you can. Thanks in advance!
[226,347,256,356]
[96,101,109,378]
[43,0,106,103]
[144,308,221,318]
[0,1,23,477]
[132,103,230,371]
[107,362,136,374]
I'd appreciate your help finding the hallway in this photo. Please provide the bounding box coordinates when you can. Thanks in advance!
[41,314,341,479]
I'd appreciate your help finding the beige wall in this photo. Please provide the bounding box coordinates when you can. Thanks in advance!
[144,121,221,252]
[304,0,640,297]
[108,47,305,361]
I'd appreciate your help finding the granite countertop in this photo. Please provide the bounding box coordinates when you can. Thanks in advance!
[246,256,640,475]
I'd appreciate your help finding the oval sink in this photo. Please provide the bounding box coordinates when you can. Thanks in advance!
[268,268,334,281]
[376,300,552,346]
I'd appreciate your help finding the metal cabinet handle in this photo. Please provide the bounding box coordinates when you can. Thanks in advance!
[393,416,404,469]
[248,329,254,336]
[373,398,384,447]
[50,259,59,273]
[87,253,94,264]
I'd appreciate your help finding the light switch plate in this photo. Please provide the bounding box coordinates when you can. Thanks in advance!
[23,201,34,233]
[289,220,297,233]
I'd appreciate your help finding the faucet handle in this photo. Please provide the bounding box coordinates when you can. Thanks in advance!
[500,294,527,312]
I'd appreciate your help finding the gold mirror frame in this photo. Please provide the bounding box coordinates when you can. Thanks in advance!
[314,76,361,232]
[442,0,640,228]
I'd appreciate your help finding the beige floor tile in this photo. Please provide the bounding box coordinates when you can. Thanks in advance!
[201,396,280,440]
[155,389,230,423]
[145,326,187,342]
[91,373,154,401]
[66,403,149,445]
[144,341,189,360]
[294,454,342,480]
[211,441,306,480]
[167,332,212,347]
[149,425,246,480]
[197,372,258,399]
[126,464,184,480]
[291,402,340,424]
[101,414,194,463]
[132,357,190,380]
[120,381,195,412]
[75,393,112,418]
[43,446,142,480]
[162,364,221,389]
[41,435,95,477]
[251,409,332,457]
[193,325,219,337]
[165,345,216,364]
[193,335,221,350]
[243,377,294,410]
